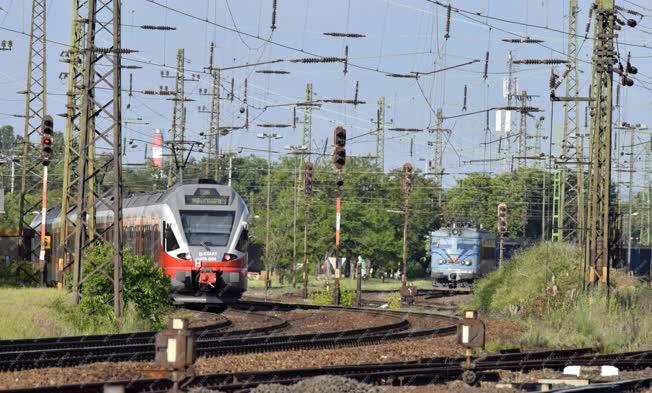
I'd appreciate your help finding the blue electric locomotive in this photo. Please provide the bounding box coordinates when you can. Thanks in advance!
[430,226,496,287]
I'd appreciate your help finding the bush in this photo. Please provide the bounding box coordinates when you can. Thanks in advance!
[309,286,356,307]
[387,293,401,310]
[0,261,40,287]
[58,244,173,332]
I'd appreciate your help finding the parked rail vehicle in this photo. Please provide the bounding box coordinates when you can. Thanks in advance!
[430,226,496,287]
[32,181,249,299]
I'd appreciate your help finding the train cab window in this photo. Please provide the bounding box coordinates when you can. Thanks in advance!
[180,211,235,247]
[236,228,249,251]
[165,224,180,251]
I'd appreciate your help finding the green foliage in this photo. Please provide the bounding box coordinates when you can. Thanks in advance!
[446,169,546,239]
[474,242,652,353]
[57,244,173,333]
[387,293,402,310]
[309,286,355,307]
[0,261,39,286]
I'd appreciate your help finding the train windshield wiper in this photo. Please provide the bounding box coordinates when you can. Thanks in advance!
[201,241,212,251]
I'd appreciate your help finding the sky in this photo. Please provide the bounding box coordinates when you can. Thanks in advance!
[1,0,652,193]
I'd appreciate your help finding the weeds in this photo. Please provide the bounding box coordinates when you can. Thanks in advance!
[474,242,652,353]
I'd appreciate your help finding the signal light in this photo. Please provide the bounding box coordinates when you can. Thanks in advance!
[41,115,54,166]
[497,203,508,235]
[333,146,346,170]
[334,126,346,147]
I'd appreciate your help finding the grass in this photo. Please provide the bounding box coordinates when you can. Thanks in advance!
[247,276,433,295]
[0,287,81,339]
[0,287,172,339]
[473,242,652,353]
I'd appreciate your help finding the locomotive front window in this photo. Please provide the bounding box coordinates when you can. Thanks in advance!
[180,210,235,247]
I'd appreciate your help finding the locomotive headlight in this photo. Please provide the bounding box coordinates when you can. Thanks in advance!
[464,260,472,266]
[438,259,444,265]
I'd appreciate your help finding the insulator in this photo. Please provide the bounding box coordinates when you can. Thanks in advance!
[244,78,248,103]
[388,128,422,132]
[271,0,277,30]
[621,75,634,87]
[549,71,557,90]
[230,78,234,101]
[319,99,366,105]
[444,3,451,40]
[91,47,138,54]
[258,123,291,128]
[513,59,567,65]
[293,107,297,129]
[290,57,345,63]
[483,51,489,80]
[386,73,418,78]
[501,37,544,44]
[344,46,349,75]
[255,70,290,74]
[462,85,467,111]
[323,32,366,38]
[140,25,176,30]
[353,81,359,105]
[239,107,246,114]
[129,73,133,97]
[627,19,637,27]
[627,64,638,75]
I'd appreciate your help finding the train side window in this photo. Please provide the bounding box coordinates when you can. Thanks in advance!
[236,228,249,251]
[165,224,179,251]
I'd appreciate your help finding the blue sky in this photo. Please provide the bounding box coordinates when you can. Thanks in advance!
[1,0,651,192]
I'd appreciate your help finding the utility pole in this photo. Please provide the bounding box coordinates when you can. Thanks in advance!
[58,0,86,289]
[645,139,651,246]
[401,163,413,291]
[285,145,307,288]
[533,116,544,168]
[332,127,346,305]
[204,42,221,180]
[168,49,186,186]
[431,109,446,206]
[18,0,47,268]
[302,83,313,156]
[627,127,634,271]
[515,91,531,170]
[73,0,126,318]
[586,0,615,289]
[376,97,385,171]
[302,162,314,299]
[257,133,282,291]
[552,0,584,243]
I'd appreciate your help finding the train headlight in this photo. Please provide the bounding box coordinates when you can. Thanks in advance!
[464,260,472,266]
[438,259,444,265]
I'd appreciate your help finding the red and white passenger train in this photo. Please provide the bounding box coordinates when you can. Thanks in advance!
[34,181,249,300]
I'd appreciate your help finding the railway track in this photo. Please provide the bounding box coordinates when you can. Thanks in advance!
[0,301,456,372]
[3,348,651,393]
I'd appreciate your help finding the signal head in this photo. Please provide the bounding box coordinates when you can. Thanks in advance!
[333,145,346,169]
[334,126,346,147]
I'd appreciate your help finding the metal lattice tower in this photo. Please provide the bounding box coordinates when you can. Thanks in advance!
[586,0,615,288]
[516,91,529,169]
[72,0,125,317]
[18,0,47,264]
[552,0,584,243]
[533,116,544,168]
[644,143,651,245]
[167,48,185,186]
[376,96,385,171]
[432,109,445,205]
[58,0,87,284]
[302,83,313,154]
[204,42,221,180]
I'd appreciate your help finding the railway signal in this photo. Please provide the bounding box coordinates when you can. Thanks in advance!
[41,115,54,166]
[332,126,346,305]
[302,162,314,299]
[497,203,508,268]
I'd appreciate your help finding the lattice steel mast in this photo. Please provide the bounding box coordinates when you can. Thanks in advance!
[586,0,615,288]
[58,0,87,286]
[376,96,385,171]
[204,42,221,180]
[72,0,125,317]
[302,83,313,154]
[18,0,47,267]
[552,0,584,242]
[167,48,185,186]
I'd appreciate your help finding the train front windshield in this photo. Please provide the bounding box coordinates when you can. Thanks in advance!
[180,210,234,247]
[433,237,478,255]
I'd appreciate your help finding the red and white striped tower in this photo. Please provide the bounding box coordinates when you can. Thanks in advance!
[152,128,164,173]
